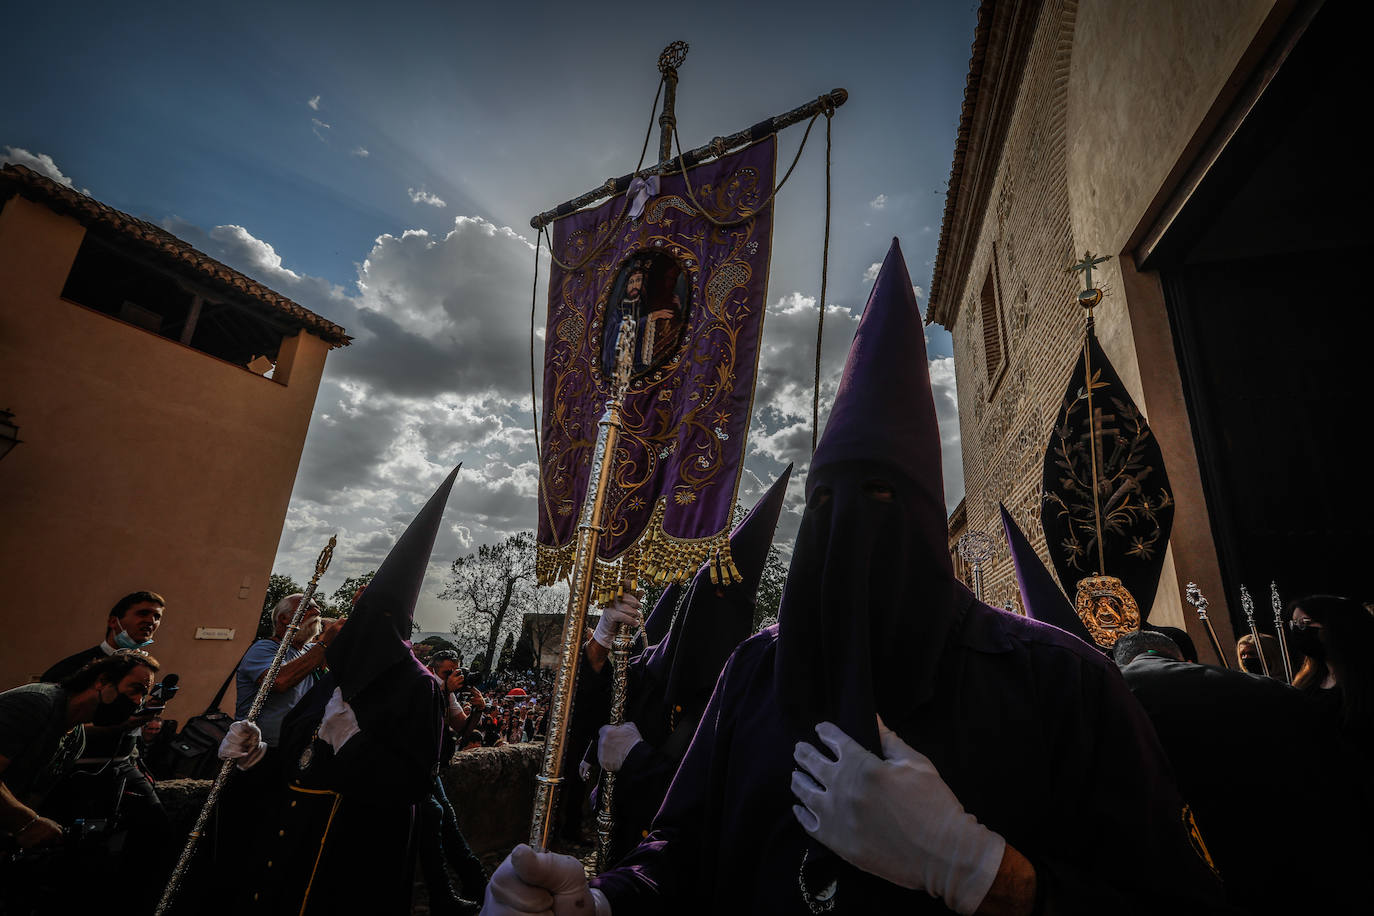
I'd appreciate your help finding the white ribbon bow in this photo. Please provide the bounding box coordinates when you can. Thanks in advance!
[626,175,660,220]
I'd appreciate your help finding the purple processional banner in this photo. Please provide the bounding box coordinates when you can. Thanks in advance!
[536,137,776,601]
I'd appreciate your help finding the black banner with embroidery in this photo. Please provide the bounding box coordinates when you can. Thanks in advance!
[1041,333,1174,616]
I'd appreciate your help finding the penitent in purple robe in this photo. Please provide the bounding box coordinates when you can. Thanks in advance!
[592,589,1229,914]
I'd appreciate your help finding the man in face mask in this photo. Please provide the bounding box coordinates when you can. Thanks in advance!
[1,649,158,852]
[40,591,167,754]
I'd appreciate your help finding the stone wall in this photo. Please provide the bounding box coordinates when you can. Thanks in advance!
[157,742,544,858]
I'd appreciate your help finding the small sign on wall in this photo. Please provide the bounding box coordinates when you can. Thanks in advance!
[195,627,236,640]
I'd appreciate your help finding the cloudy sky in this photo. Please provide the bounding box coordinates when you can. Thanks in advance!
[3,0,975,633]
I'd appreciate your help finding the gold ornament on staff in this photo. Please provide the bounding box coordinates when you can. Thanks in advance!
[593,611,640,870]
[529,318,636,853]
[1271,581,1294,683]
[1065,251,1139,648]
[1239,584,1270,677]
[156,535,336,916]
[1185,581,1231,669]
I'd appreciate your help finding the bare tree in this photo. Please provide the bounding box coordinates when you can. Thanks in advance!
[439,531,537,675]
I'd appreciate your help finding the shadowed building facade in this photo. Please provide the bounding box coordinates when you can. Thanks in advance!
[929,0,1367,660]
[0,163,349,713]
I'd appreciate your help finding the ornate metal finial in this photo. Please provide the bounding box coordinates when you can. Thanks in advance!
[957,531,995,566]
[611,316,636,399]
[957,531,996,602]
[1240,584,1256,624]
[1270,581,1295,684]
[1069,250,1111,309]
[658,41,689,75]
[1184,581,1208,619]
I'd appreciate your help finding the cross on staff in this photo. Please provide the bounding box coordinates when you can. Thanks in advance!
[1070,251,1111,310]
[1070,250,1111,291]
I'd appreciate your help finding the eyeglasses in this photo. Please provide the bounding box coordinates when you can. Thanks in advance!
[1288,616,1322,631]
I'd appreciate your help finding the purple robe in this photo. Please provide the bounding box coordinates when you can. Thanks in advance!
[592,595,1228,914]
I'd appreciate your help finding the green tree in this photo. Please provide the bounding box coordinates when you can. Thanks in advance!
[439,531,537,675]
[329,571,376,618]
[752,544,788,632]
[259,573,303,638]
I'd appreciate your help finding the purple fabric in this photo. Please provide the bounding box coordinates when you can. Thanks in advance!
[328,465,460,702]
[999,502,1095,646]
[538,138,776,567]
[775,239,955,755]
[593,600,1228,913]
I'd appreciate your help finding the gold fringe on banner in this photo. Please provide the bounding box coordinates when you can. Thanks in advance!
[536,496,743,606]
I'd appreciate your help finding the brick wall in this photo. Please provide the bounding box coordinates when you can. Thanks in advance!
[948,0,1084,610]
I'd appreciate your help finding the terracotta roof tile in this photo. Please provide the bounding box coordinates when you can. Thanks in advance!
[1,163,350,348]
[928,1,996,328]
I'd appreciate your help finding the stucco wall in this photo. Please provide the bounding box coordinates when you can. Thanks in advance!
[0,194,331,714]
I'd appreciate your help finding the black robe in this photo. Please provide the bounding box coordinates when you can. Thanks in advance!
[1121,655,1374,914]
[592,603,1229,914]
[243,663,443,915]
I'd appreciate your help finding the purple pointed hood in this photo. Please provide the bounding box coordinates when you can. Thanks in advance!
[632,465,792,742]
[999,503,1094,646]
[776,239,956,753]
[328,465,461,702]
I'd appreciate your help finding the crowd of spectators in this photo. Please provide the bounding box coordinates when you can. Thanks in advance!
[4,585,1371,916]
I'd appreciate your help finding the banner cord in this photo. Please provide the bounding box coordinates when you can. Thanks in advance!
[541,78,664,273]
[670,110,821,229]
[810,107,834,453]
[530,226,563,550]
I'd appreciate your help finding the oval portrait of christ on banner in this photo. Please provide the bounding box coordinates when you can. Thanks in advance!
[599,249,691,380]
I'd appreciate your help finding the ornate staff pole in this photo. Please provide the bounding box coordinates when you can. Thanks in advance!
[1271,581,1294,683]
[1239,584,1270,676]
[1069,251,1112,577]
[530,321,635,852]
[957,531,995,602]
[589,40,688,872]
[1184,581,1231,669]
[156,535,336,916]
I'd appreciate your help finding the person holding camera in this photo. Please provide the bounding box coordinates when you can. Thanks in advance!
[419,651,488,915]
[1,649,159,874]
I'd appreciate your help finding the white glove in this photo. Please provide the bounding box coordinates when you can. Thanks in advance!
[791,719,1005,915]
[481,843,611,916]
[217,720,267,770]
[597,722,643,773]
[318,687,361,753]
[592,594,643,648]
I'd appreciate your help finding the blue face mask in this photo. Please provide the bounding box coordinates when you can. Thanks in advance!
[114,622,154,650]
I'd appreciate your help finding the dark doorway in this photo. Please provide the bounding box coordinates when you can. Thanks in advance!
[1150,0,1373,630]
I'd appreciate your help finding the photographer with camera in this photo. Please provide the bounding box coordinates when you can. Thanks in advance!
[1,650,159,913]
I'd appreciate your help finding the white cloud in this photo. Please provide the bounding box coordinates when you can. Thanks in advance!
[308,95,321,110]
[869,193,887,210]
[351,147,369,158]
[2,146,76,188]
[156,209,964,631]
[862,262,882,284]
[407,187,446,208]
[914,285,925,302]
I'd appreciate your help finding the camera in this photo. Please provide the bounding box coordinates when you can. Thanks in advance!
[137,673,179,716]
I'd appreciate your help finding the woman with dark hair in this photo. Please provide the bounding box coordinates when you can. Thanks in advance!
[1289,594,1374,755]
